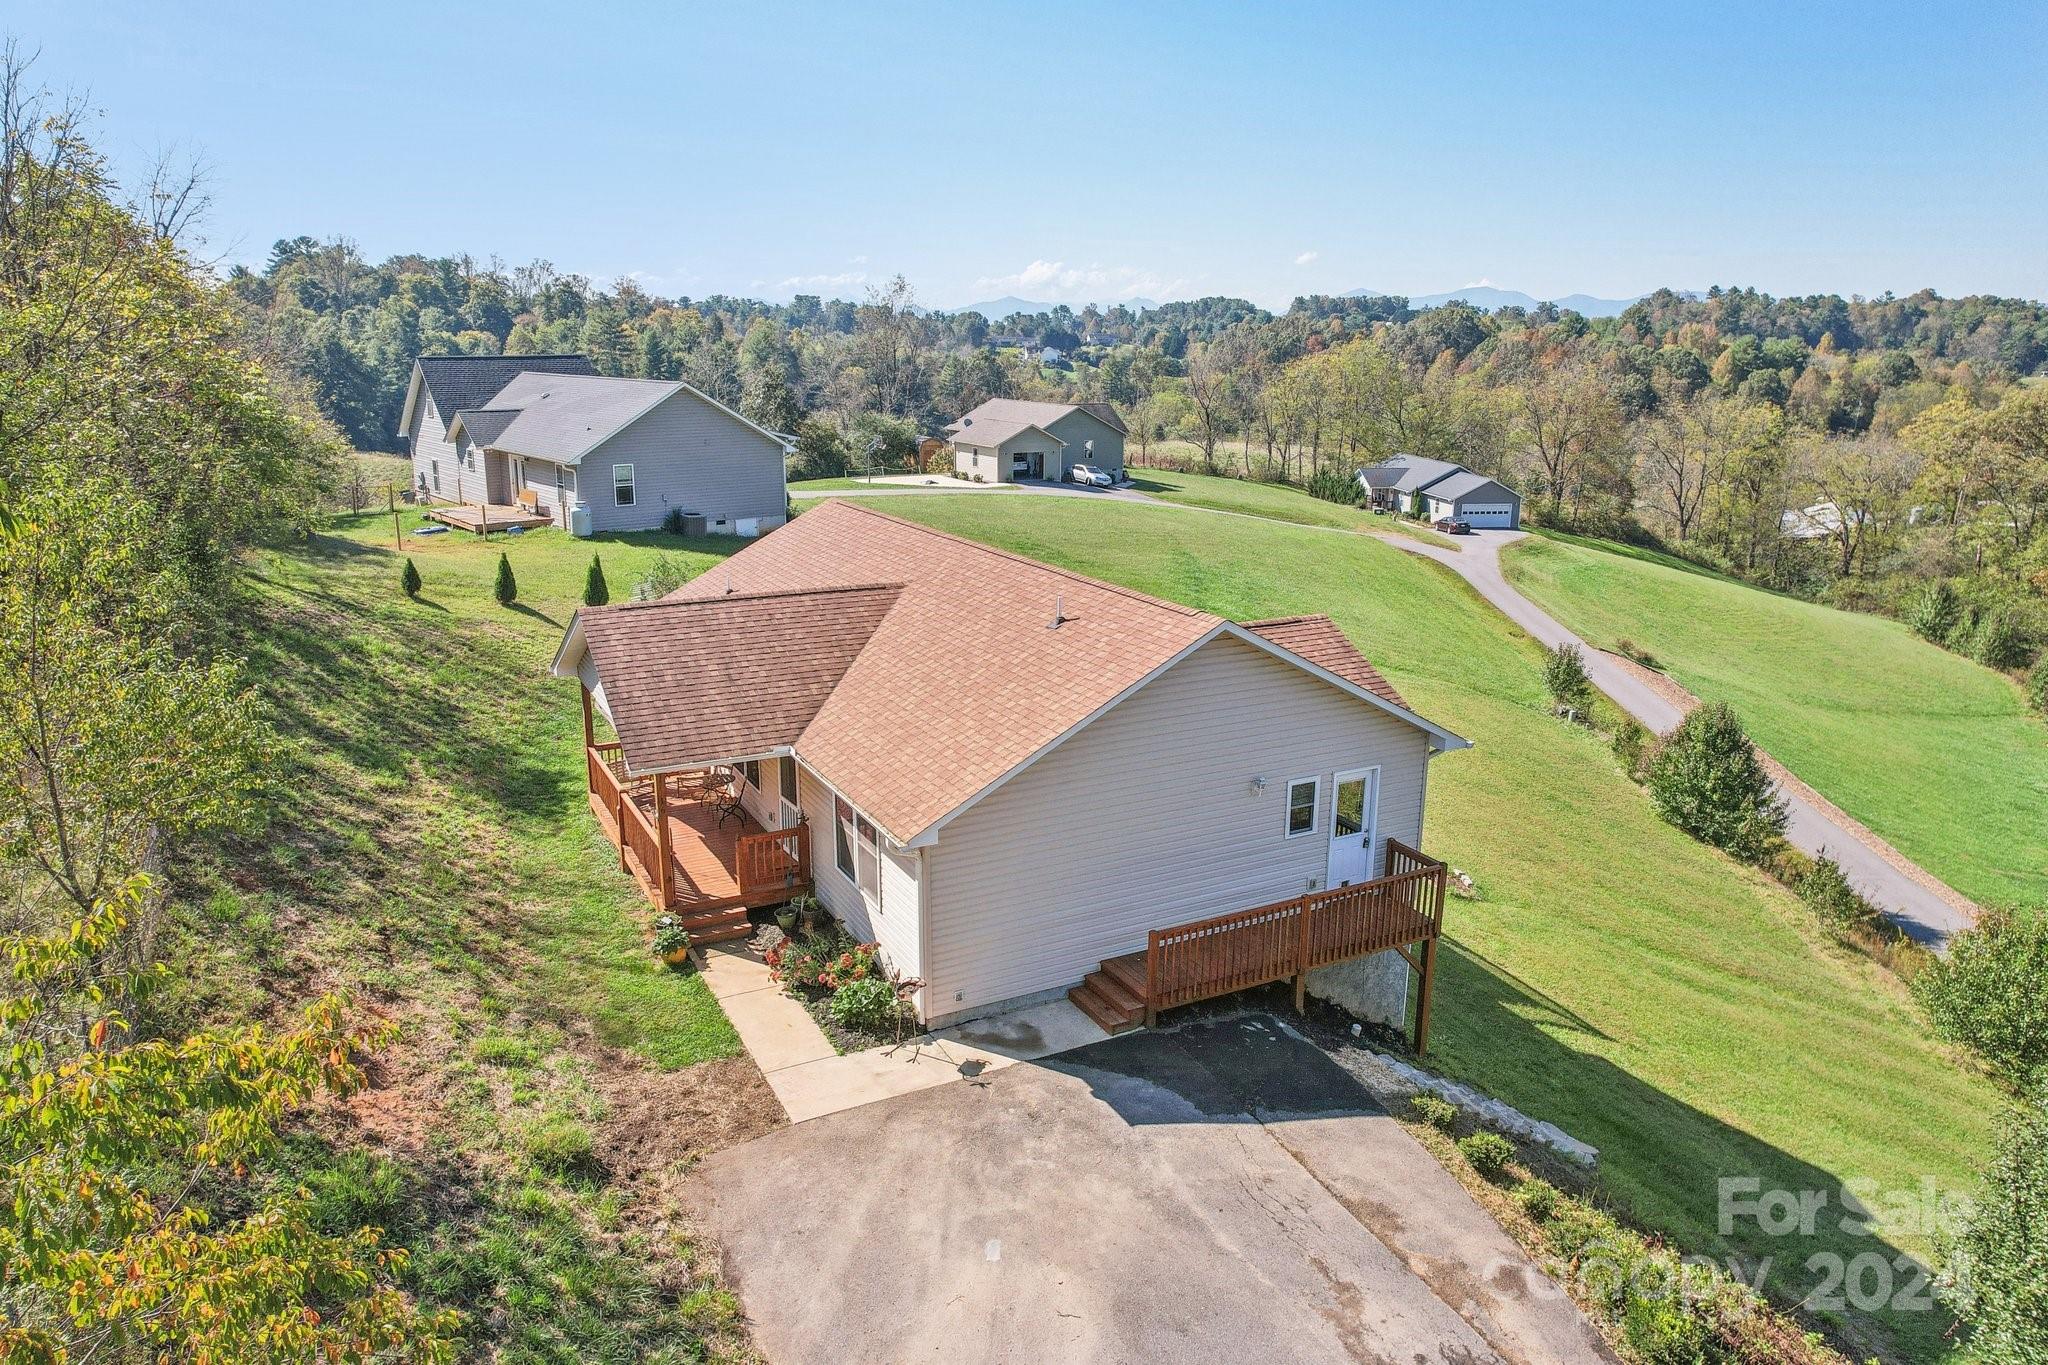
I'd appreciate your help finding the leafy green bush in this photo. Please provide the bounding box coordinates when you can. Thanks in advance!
[493,551,517,606]
[1913,910,2048,1086]
[1304,464,1359,505]
[1938,1086,2048,1365]
[827,976,901,1034]
[1541,642,1595,718]
[1456,1130,1516,1178]
[1610,719,1648,779]
[1907,579,1962,643]
[1511,1177,1560,1222]
[522,1117,597,1176]
[632,554,689,602]
[401,557,421,598]
[2029,656,2048,716]
[1622,1294,1711,1365]
[651,914,691,962]
[1408,1093,1460,1132]
[1974,609,2033,671]
[1646,702,1787,864]
[1797,854,1883,939]
[582,554,609,606]
[1613,637,1659,669]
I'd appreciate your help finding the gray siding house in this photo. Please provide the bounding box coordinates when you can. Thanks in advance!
[1359,454,1522,528]
[946,399,1127,483]
[401,356,794,536]
[399,354,597,504]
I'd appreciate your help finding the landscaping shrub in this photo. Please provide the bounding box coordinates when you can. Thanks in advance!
[522,1117,597,1176]
[1937,1085,2048,1365]
[1408,489,1428,519]
[1797,854,1883,939]
[582,554,609,606]
[1610,718,1648,779]
[1973,608,2033,671]
[1456,1130,1516,1178]
[650,915,690,965]
[2029,655,2048,716]
[1408,1093,1460,1132]
[765,931,880,994]
[1913,910,2048,1087]
[827,976,901,1035]
[1907,578,1963,643]
[1511,1177,1560,1222]
[401,557,421,598]
[1621,1294,1711,1365]
[493,551,517,606]
[1614,637,1659,669]
[632,554,688,602]
[1645,702,1787,864]
[1304,463,1359,505]
[1541,642,1595,719]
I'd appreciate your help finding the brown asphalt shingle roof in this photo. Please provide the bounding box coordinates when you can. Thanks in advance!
[1243,616,1409,709]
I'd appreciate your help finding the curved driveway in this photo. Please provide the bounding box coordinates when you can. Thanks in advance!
[1385,530,1973,943]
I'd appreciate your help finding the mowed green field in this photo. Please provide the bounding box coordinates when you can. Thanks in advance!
[849,492,1991,1361]
[1129,468,1454,546]
[1503,532,2048,910]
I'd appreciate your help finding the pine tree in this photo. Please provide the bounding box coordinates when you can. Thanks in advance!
[1646,702,1787,863]
[494,551,517,606]
[583,554,610,606]
[401,557,421,598]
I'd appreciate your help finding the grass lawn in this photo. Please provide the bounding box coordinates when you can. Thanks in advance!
[169,510,775,1360]
[1130,466,1456,546]
[790,474,1019,493]
[868,494,1993,1362]
[1502,531,2048,911]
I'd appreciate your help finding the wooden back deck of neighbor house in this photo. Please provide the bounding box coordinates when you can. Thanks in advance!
[424,502,555,533]
[585,740,810,943]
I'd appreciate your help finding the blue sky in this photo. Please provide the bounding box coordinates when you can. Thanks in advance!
[22,1,2048,309]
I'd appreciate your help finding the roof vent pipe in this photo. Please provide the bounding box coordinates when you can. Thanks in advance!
[1049,594,1065,629]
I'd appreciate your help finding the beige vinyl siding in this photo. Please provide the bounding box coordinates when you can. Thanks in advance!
[922,633,1429,1020]
[1044,409,1125,480]
[580,388,787,535]
[409,395,459,502]
[953,443,1004,481]
[796,763,921,987]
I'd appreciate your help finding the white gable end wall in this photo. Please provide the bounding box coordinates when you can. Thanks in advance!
[921,633,1430,1025]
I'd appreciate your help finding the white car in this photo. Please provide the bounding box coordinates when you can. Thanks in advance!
[1069,463,1114,488]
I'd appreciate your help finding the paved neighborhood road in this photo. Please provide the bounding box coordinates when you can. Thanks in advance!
[1383,530,1974,943]
[691,1016,1613,1365]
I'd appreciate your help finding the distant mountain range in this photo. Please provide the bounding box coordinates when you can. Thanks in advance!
[943,295,1159,320]
[1342,283,1652,318]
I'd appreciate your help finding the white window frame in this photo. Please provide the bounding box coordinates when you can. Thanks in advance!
[430,459,441,493]
[1284,776,1321,839]
[613,462,636,506]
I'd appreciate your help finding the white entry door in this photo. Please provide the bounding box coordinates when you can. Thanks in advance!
[1326,767,1380,888]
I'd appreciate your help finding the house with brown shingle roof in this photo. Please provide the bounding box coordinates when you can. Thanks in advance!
[945,398,1127,484]
[551,499,1468,1034]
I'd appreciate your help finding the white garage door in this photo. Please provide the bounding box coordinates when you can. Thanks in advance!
[1460,503,1516,527]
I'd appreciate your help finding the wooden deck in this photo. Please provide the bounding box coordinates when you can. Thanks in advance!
[424,502,554,533]
[585,739,811,943]
[1069,839,1447,1052]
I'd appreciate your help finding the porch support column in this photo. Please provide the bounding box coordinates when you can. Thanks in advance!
[652,772,673,907]
[1413,936,1437,1056]
[580,684,596,752]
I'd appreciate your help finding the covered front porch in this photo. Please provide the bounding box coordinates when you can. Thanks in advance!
[584,737,811,942]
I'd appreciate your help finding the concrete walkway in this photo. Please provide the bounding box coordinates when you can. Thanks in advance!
[1383,529,1975,943]
[697,944,1109,1123]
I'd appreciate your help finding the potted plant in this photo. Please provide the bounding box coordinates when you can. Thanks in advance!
[790,892,822,935]
[774,901,800,934]
[651,915,692,967]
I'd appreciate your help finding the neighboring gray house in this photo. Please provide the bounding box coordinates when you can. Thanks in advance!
[1358,455,1523,529]
[946,398,1127,484]
[399,354,597,504]
[401,356,794,537]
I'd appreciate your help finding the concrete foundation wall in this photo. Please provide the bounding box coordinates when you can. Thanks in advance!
[1305,949,1411,1028]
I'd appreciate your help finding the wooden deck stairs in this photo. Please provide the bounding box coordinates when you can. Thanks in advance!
[672,903,754,945]
[1068,952,1149,1034]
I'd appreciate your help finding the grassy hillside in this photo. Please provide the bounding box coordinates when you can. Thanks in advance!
[1502,531,2048,910]
[852,492,1992,1361]
[172,513,779,1361]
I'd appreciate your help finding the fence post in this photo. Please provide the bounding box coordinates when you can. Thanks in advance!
[1144,933,1159,1030]
[1293,894,1313,1014]
[652,772,673,906]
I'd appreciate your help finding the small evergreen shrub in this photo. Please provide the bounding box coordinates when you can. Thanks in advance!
[1907,579,1962,643]
[1797,854,1883,939]
[1305,464,1360,505]
[1542,642,1595,719]
[1610,718,1648,778]
[827,976,901,1034]
[493,551,517,606]
[582,554,609,606]
[401,557,422,598]
[1974,609,2033,671]
[1913,911,2048,1087]
[1408,1093,1460,1132]
[1937,1086,2048,1364]
[1456,1130,1516,1177]
[1409,489,1428,519]
[1511,1177,1560,1221]
[1645,702,1787,864]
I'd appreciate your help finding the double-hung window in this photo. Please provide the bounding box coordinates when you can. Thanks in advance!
[1285,777,1320,838]
[741,759,760,790]
[613,463,636,506]
[833,796,882,908]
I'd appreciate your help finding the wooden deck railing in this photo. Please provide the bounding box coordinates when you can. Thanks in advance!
[736,824,809,894]
[1145,841,1447,1019]
[586,741,664,897]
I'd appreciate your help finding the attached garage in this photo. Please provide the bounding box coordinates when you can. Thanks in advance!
[1421,472,1521,529]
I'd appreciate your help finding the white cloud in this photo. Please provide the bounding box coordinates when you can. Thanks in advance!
[775,270,869,293]
[970,259,1183,304]
[1294,250,1320,266]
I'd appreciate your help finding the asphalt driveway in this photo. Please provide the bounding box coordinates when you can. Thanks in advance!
[690,1016,1612,1364]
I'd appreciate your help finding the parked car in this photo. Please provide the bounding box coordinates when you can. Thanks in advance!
[1069,464,1114,488]
[1432,517,1473,535]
